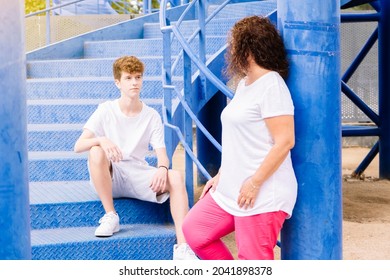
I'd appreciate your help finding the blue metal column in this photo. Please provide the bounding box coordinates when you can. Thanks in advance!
[378,0,390,178]
[278,0,342,259]
[0,1,31,259]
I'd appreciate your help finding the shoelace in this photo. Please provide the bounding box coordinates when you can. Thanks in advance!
[99,214,115,224]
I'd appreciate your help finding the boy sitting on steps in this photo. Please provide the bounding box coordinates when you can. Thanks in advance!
[74,55,197,260]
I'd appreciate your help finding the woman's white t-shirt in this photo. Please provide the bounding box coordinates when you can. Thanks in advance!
[84,99,165,165]
[210,71,298,217]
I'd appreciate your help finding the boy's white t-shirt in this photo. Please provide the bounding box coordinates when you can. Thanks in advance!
[83,99,165,165]
[210,71,298,217]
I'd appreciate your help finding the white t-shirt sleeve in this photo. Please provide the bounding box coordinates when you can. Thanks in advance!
[260,82,294,119]
[83,103,105,137]
[149,111,165,149]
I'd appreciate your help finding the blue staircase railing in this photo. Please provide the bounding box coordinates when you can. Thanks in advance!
[159,0,238,205]
[159,0,278,206]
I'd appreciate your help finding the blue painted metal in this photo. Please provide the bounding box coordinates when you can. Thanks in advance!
[23,4,200,259]
[341,81,379,125]
[197,92,225,184]
[353,141,379,176]
[378,0,390,178]
[183,51,195,206]
[342,125,379,136]
[341,26,377,83]
[161,102,212,180]
[339,0,390,178]
[32,224,176,260]
[0,1,31,259]
[159,0,235,198]
[196,0,221,185]
[278,0,342,259]
[341,0,377,9]
[30,181,171,229]
[159,0,280,194]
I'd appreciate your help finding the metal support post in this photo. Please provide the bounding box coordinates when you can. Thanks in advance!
[278,0,343,259]
[0,0,31,259]
[378,0,390,178]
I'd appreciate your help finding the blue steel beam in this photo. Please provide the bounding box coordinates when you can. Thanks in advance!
[341,0,377,9]
[341,27,378,83]
[353,141,379,176]
[278,0,342,259]
[341,81,380,125]
[378,0,390,178]
[340,2,382,178]
[0,1,31,259]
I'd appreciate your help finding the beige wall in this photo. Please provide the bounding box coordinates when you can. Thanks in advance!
[26,14,130,51]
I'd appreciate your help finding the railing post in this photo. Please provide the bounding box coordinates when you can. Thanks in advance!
[162,25,174,159]
[378,0,390,179]
[0,0,31,259]
[46,0,51,45]
[278,0,342,259]
[144,0,150,14]
[196,0,222,186]
[183,51,194,206]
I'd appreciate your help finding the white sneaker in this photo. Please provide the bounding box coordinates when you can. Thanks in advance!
[173,243,199,260]
[95,211,120,237]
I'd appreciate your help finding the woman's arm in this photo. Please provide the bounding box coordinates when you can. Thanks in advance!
[238,115,295,208]
[252,115,295,187]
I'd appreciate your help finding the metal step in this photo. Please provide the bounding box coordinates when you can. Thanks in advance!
[29,180,172,229]
[31,223,176,260]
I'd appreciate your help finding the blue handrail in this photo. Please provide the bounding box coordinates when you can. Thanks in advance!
[159,0,234,187]
[25,0,85,17]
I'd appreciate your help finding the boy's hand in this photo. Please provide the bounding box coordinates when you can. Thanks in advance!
[150,167,168,193]
[98,137,123,162]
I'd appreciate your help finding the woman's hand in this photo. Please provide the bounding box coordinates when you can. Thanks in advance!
[199,172,221,199]
[150,167,168,193]
[237,177,260,209]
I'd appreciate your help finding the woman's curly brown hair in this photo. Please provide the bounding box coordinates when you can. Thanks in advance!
[225,16,289,80]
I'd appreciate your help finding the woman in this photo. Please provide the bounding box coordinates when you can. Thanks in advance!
[182,15,297,260]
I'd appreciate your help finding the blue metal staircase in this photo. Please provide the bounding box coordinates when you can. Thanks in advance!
[26,0,277,259]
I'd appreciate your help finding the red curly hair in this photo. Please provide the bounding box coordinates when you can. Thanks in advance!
[113,56,145,80]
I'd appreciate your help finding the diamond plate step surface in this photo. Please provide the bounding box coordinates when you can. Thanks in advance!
[26,77,183,100]
[27,100,163,124]
[83,36,226,59]
[30,181,172,229]
[28,152,157,181]
[26,1,269,260]
[31,224,176,260]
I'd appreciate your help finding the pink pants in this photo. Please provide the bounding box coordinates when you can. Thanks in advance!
[182,193,288,260]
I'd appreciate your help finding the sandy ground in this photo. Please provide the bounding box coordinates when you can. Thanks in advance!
[173,146,390,260]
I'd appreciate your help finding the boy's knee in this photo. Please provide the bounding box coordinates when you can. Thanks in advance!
[168,170,184,186]
[88,146,107,164]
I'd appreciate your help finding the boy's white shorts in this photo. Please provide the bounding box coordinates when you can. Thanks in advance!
[89,160,169,204]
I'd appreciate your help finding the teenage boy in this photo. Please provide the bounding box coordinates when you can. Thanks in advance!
[74,55,197,260]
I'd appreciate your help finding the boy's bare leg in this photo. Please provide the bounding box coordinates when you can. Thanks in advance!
[166,170,189,244]
[88,146,116,213]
